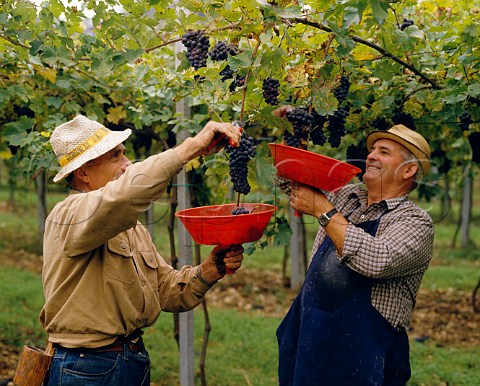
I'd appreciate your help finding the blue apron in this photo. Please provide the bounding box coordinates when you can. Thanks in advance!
[277,215,411,386]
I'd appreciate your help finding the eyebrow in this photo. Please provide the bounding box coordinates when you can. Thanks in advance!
[371,144,393,152]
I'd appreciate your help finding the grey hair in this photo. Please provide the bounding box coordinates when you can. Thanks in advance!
[401,149,420,190]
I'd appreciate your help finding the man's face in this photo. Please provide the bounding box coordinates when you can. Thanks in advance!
[82,144,132,190]
[363,138,414,188]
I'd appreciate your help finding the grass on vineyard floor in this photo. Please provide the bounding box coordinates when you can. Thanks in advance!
[1,264,479,385]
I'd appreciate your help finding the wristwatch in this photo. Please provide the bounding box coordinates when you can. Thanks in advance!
[318,208,338,227]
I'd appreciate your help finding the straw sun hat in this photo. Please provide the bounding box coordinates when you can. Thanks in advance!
[366,124,431,178]
[50,115,132,183]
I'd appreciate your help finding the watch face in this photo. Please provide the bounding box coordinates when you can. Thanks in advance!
[319,214,329,226]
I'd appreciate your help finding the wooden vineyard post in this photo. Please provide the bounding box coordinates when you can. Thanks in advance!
[175,39,195,386]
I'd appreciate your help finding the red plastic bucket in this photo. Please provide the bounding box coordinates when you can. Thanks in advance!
[268,143,361,191]
[175,203,277,246]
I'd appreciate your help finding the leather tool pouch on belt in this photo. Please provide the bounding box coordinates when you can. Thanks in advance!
[13,342,54,386]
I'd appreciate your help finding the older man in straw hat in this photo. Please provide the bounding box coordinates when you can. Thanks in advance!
[41,115,243,385]
[277,124,434,385]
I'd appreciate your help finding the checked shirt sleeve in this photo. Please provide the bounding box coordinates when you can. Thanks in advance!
[341,204,434,279]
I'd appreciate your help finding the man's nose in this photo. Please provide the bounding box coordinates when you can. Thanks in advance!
[122,156,133,170]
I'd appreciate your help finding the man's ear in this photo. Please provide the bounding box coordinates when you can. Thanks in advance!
[404,162,418,179]
[73,167,89,183]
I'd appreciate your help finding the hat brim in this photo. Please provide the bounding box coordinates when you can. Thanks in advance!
[366,130,430,176]
[53,129,132,183]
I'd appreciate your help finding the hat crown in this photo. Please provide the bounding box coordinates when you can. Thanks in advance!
[388,124,431,159]
[50,115,132,183]
[51,115,107,159]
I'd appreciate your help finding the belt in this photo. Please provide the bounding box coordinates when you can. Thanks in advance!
[54,330,144,354]
[91,339,143,353]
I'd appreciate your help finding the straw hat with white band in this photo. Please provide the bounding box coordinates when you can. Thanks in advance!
[51,115,132,183]
[366,124,431,179]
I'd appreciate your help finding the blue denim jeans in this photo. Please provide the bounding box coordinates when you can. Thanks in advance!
[44,343,150,385]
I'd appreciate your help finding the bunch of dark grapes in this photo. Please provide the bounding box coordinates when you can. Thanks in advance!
[310,110,327,146]
[346,141,369,177]
[468,132,480,164]
[283,129,302,148]
[262,77,281,106]
[371,117,390,131]
[182,30,210,70]
[400,18,414,31]
[225,132,257,195]
[459,111,473,131]
[333,75,351,104]
[392,109,416,130]
[327,106,348,148]
[232,207,250,215]
[209,41,238,81]
[286,108,314,140]
[229,75,246,91]
[220,66,234,81]
[209,41,231,61]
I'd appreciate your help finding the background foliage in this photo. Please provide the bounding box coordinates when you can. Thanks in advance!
[0,0,479,195]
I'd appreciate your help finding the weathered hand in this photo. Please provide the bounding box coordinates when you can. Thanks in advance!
[196,121,242,156]
[290,183,329,218]
[200,245,244,283]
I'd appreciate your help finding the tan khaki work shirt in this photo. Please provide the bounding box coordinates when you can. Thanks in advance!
[40,149,211,348]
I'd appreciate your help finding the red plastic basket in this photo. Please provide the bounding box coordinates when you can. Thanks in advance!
[175,203,276,246]
[268,143,361,191]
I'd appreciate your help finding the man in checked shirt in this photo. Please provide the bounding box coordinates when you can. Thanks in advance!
[276,124,433,386]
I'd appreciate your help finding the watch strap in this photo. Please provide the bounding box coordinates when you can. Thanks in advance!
[318,208,338,226]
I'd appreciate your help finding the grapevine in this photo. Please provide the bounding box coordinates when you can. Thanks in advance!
[181,30,210,70]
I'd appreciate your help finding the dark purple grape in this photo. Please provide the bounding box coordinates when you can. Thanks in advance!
[232,207,250,215]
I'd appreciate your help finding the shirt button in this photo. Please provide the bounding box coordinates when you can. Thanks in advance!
[120,242,127,249]
[360,215,365,219]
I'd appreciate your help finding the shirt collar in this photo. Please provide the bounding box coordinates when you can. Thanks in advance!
[348,189,408,211]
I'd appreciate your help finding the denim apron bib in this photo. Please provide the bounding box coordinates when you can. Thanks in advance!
[277,213,411,386]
